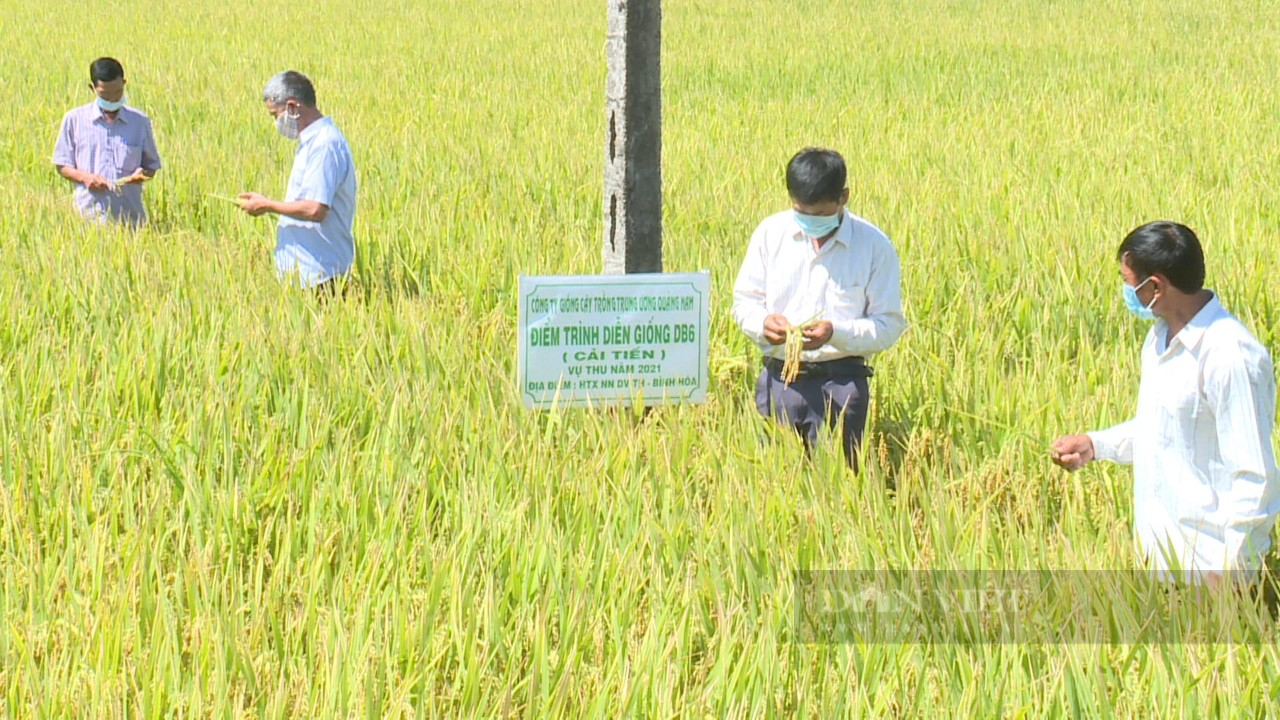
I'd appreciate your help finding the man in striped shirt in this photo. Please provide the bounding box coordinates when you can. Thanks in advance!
[52,57,162,226]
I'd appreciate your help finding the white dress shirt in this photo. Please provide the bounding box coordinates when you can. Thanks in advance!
[1089,293,1280,579]
[732,209,907,362]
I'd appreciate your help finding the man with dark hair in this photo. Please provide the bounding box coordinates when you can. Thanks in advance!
[732,147,907,469]
[1052,221,1279,586]
[239,70,357,292]
[52,57,162,225]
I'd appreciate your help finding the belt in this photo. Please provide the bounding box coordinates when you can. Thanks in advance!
[764,356,873,380]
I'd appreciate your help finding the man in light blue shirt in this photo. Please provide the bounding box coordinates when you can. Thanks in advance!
[52,57,162,225]
[239,70,357,291]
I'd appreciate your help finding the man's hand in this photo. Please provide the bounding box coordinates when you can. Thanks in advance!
[802,321,834,351]
[84,174,113,192]
[1049,434,1095,471]
[237,192,273,217]
[763,314,790,345]
[116,168,149,185]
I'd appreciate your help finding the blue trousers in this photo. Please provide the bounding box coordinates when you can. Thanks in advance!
[755,361,871,469]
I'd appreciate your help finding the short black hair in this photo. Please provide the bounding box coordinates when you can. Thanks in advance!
[786,148,847,204]
[1117,221,1206,293]
[90,57,125,85]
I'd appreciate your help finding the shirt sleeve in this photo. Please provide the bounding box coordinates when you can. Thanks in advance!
[1087,419,1137,464]
[142,117,162,171]
[1205,344,1280,570]
[731,222,771,347]
[52,112,76,168]
[828,233,907,355]
[294,140,347,207]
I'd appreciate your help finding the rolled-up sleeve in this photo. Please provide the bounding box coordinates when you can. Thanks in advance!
[731,224,770,347]
[828,234,907,356]
[141,117,162,171]
[295,143,345,207]
[1206,347,1280,569]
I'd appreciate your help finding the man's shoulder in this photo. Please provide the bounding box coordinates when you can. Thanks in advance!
[314,119,351,147]
[1202,302,1272,368]
[61,103,96,124]
[758,209,793,229]
[1207,314,1269,353]
[749,210,797,244]
[843,211,891,243]
[840,212,897,257]
[120,105,152,122]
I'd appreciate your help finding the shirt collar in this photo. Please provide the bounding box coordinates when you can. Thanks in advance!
[91,103,128,124]
[298,115,330,143]
[790,210,852,248]
[1161,291,1221,353]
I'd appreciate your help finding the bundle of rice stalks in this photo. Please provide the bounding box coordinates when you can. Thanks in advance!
[782,312,821,385]
[110,173,151,195]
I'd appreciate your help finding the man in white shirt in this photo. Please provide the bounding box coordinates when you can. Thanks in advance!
[239,70,357,293]
[1052,221,1280,585]
[732,148,907,469]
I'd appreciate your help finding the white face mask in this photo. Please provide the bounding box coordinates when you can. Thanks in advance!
[275,107,300,140]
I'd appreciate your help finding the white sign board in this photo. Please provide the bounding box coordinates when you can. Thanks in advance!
[518,272,710,408]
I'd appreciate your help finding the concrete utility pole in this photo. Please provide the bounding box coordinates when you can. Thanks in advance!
[603,0,662,274]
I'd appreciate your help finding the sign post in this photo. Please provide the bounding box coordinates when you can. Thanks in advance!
[603,0,663,275]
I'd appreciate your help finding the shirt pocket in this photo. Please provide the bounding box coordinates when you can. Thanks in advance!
[114,141,144,172]
[824,283,866,316]
[1156,380,1201,443]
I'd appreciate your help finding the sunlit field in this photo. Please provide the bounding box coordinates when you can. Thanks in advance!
[5,0,1280,716]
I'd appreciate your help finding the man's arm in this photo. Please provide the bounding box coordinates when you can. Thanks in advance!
[732,223,776,346]
[56,164,112,191]
[140,116,162,178]
[1050,417,1136,471]
[239,139,343,222]
[52,113,111,191]
[827,233,907,355]
[1207,347,1280,570]
[1084,419,1137,464]
[237,194,328,222]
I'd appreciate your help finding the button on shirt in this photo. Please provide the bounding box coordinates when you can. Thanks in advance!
[1088,293,1280,579]
[276,117,357,288]
[52,103,162,225]
[732,210,907,362]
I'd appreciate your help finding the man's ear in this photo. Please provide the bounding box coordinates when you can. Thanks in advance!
[1150,273,1168,296]
[840,188,850,206]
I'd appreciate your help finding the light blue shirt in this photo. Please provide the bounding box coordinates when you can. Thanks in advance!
[276,117,357,287]
[52,102,162,225]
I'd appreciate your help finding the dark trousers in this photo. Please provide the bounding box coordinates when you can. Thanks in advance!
[311,278,349,300]
[755,357,872,469]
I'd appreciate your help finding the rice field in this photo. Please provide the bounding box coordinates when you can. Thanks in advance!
[4,0,1280,716]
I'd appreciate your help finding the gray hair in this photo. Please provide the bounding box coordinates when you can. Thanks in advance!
[262,70,317,107]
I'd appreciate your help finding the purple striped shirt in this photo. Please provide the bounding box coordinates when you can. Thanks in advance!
[52,102,162,225]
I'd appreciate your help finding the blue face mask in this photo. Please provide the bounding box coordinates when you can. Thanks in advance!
[794,209,842,238]
[1122,276,1157,320]
[96,96,125,112]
